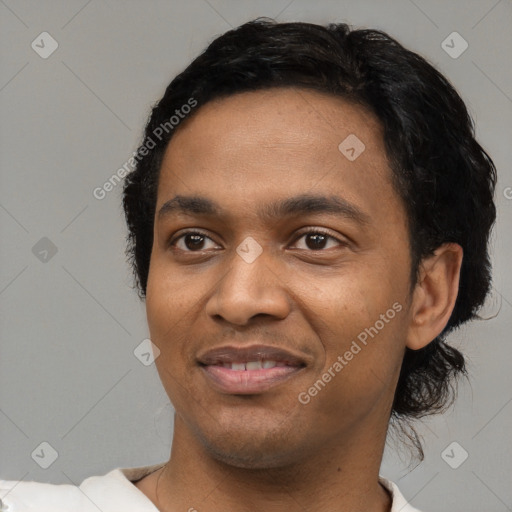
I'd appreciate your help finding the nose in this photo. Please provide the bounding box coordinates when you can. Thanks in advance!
[205,240,291,326]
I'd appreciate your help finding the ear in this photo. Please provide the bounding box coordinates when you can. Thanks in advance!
[406,243,463,350]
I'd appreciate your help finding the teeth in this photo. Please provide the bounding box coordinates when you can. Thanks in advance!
[223,360,279,370]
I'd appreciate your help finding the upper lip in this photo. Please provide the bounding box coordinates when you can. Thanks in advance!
[197,344,307,367]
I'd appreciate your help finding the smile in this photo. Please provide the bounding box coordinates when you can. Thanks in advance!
[197,343,308,394]
[200,363,304,394]
[216,360,291,370]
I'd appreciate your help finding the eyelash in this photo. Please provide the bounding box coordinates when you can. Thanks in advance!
[168,228,347,252]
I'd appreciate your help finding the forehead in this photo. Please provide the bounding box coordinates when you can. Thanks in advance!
[156,87,400,226]
[165,87,385,163]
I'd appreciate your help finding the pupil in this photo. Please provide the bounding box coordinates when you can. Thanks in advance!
[186,234,204,250]
[307,233,326,250]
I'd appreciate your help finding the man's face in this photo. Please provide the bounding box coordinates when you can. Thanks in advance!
[146,88,413,468]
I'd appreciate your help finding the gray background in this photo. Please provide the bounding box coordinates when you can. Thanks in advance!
[1,1,511,510]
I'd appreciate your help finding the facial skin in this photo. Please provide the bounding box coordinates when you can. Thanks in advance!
[137,88,463,512]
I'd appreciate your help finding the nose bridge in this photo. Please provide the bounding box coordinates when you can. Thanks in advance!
[205,236,290,324]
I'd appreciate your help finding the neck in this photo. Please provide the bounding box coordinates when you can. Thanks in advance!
[148,414,392,512]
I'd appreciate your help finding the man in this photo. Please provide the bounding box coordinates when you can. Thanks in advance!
[0,17,496,512]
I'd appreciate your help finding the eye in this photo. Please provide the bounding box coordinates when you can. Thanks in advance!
[169,231,219,252]
[291,229,346,251]
[169,228,347,253]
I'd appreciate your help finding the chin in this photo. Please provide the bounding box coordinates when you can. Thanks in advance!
[204,440,300,470]
[195,420,306,470]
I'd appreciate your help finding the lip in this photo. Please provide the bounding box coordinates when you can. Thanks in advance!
[197,344,307,366]
[201,365,304,394]
[197,344,308,394]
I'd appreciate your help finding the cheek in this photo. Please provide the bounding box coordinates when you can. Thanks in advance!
[146,285,192,413]
[145,256,198,337]
[293,260,408,403]
[293,254,405,332]
[299,298,406,429]
[145,263,188,373]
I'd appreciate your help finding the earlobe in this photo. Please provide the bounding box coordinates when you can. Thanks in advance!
[406,243,463,351]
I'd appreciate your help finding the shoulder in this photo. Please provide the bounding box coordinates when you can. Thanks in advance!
[0,465,162,512]
[2,470,421,512]
[0,478,87,511]
[379,476,424,512]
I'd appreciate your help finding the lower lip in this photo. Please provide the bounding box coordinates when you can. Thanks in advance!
[200,365,304,394]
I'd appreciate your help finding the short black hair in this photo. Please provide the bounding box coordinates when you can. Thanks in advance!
[123,18,497,459]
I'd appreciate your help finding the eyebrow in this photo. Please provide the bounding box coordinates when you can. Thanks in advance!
[157,193,371,225]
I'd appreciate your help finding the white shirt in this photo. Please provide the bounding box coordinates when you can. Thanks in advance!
[0,463,422,511]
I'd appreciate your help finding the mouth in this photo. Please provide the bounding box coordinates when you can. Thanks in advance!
[197,344,307,394]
